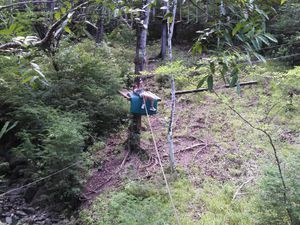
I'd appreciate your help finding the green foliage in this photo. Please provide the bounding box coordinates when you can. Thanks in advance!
[199,181,253,225]
[278,66,300,93]
[154,61,203,90]
[254,150,300,224]
[12,105,89,201]
[0,40,130,203]
[43,40,128,133]
[80,182,172,225]
[0,121,18,139]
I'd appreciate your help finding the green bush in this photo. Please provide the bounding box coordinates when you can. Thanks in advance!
[80,182,171,225]
[12,105,90,201]
[42,40,128,133]
[0,40,130,204]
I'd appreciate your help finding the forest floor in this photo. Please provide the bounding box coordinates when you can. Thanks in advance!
[81,66,269,207]
[78,58,300,224]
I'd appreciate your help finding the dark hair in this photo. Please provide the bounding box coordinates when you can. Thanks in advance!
[134,77,143,84]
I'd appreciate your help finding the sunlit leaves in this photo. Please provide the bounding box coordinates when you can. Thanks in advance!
[207,75,213,91]
[197,75,208,88]
[264,33,278,43]
[280,0,287,5]
[55,11,61,20]
[0,23,23,35]
[0,121,18,140]
[192,41,202,55]
[229,67,239,87]
[232,22,244,36]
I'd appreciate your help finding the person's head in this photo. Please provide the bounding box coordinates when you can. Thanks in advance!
[134,77,143,88]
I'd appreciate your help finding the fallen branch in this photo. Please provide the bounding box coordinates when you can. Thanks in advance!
[232,177,254,201]
[163,143,205,158]
[193,145,208,161]
[175,81,258,95]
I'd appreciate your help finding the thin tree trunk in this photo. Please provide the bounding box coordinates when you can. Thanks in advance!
[95,7,104,43]
[205,0,209,22]
[167,0,177,61]
[187,0,190,23]
[134,0,151,74]
[160,22,167,60]
[220,0,226,16]
[159,0,168,60]
[48,0,55,22]
[167,0,177,171]
[168,78,176,171]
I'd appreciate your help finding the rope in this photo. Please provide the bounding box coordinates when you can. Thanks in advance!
[0,161,82,198]
[143,99,181,225]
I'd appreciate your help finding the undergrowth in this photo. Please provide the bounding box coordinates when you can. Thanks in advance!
[79,62,300,224]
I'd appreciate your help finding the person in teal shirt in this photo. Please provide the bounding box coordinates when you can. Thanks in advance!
[133,78,156,111]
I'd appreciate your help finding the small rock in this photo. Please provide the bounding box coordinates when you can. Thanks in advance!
[15,210,27,217]
[5,216,12,224]
[21,207,35,215]
[0,162,9,175]
[44,218,52,225]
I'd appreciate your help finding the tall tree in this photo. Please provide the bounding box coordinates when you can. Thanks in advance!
[134,0,152,74]
[167,0,177,61]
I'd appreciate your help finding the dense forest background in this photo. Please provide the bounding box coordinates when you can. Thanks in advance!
[0,0,300,224]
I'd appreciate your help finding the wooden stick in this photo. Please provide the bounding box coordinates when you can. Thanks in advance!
[118,90,131,100]
[225,80,258,88]
[175,80,258,95]
[232,177,254,200]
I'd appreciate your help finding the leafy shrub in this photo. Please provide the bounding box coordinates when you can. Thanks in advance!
[42,40,128,133]
[79,182,171,225]
[0,40,130,204]
[12,105,90,202]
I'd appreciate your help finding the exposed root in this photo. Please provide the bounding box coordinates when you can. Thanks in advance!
[193,146,208,161]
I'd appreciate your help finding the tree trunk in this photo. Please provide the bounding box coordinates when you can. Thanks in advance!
[47,0,55,23]
[187,0,190,23]
[220,0,226,16]
[168,77,176,171]
[131,0,151,151]
[158,0,168,60]
[167,0,177,61]
[95,7,104,44]
[160,22,167,60]
[129,114,142,152]
[167,0,177,171]
[205,0,209,22]
[134,0,151,74]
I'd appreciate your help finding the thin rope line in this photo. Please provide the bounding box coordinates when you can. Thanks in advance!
[143,99,181,225]
[0,161,82,198]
